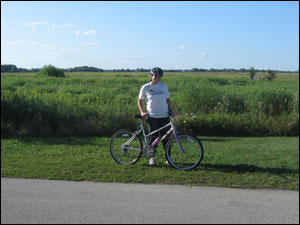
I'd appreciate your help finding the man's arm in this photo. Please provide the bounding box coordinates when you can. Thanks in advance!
[166,98,172,111]
[138,99,148,118]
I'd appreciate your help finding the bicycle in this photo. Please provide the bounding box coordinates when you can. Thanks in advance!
[109,112,204,170]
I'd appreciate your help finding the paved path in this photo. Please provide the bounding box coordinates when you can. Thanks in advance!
[1,178,299,224]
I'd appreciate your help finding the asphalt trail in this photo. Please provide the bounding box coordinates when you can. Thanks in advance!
[1,178,299,224]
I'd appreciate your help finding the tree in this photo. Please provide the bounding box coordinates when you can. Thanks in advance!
[37,64,65,78]
[249,67,257,80]
[191,68,200,72]
[1,64,18,72]
[265,69,277,81]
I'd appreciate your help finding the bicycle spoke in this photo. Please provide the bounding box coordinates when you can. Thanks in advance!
[166,134,204,170]
[110,130,142,165]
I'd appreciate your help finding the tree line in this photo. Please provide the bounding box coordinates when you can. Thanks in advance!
[1,65,104,73]
[1,64,298,73]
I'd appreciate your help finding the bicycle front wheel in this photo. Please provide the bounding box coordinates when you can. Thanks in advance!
[166,133,204,170]
[110,130,143,165]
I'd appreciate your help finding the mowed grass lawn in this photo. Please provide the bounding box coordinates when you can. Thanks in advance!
[1,136,298,190]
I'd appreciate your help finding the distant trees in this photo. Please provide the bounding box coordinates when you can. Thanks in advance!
[0,64,297,74]
[65,66,104,72]
[1,65,105,73]
[136,68,149,72]
[1,64,39,73]
[191,68,207,72]
[1,64,18,73]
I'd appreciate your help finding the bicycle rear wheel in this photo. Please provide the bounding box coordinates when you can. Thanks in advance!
[110,130,143,165]
[166,133,204,170]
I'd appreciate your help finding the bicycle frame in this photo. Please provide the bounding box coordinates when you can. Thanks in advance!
[124,116,185,153]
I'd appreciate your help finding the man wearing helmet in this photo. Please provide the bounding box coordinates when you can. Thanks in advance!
[138,67,172,166]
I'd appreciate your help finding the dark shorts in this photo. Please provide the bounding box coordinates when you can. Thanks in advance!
[146,117,170,149]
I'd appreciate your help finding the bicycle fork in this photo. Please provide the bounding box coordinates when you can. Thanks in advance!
[169,118,186,154]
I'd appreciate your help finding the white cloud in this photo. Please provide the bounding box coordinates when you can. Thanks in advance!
[180,45,185,51]
[24,21,47,30]
[83,30,97,35]
[3,40,25,47]
[75,29,101,37]
[29,41,42,47]
[75,30,81,35]
[119,56,149,60]
[28,41,80,55]
[43,43,58,51]
[52,24,73,30]
[84,42,100,47]
[29,41,57,50]
[202,52,209,58]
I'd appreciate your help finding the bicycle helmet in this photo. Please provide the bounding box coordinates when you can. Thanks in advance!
[150,67,163,77]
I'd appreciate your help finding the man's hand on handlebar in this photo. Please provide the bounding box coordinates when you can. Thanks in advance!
[141,111,148,119]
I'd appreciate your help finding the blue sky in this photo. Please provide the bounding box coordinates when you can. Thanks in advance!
[1,1,299,71]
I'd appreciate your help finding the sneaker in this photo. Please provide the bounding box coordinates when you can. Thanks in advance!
[149,158,155,166]
[165,160,169,165]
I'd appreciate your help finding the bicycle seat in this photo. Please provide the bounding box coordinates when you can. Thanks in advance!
[134,114,143,119]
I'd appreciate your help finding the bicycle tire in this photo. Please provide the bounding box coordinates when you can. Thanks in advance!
[166,133,204,170]
[110,130,143,165]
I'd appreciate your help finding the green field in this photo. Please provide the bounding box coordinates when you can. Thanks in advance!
[1,72,299,137]
[1,136,298,190]
[1,72,299,190]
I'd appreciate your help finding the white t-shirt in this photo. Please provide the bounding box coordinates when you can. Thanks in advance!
[138,82,170,118]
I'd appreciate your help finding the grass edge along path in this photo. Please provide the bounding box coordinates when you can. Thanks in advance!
[1,136,299,191]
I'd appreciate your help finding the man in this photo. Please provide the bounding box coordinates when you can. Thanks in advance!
[138,67,172,166]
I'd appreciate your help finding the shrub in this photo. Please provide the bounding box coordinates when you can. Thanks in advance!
[176,79,222,114]
[37,65,65,78]
[207,77,229,86]
[249,67,256,80]
[264,69,276,81]
[246,88,294,116]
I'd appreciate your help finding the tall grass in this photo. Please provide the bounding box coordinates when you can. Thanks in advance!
[1,73,299,137]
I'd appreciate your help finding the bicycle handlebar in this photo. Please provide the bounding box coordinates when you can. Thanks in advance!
[134,114,143,119]
[168,110,175,117]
